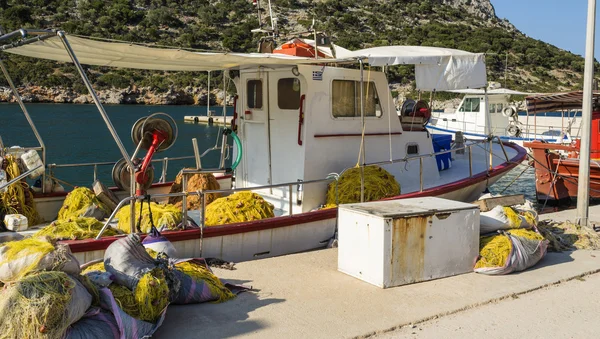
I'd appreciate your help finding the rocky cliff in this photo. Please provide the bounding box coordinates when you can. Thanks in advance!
[0,86,234,106]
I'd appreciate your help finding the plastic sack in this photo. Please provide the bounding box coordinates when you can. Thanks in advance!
[66,307,120,339]
[104,234,180,302]
[474,232,549,275]
[104,234,159,291]
[98,287,166,339]
[0,237,81,283]
[0,272,92,338]
[171,259,236,305]
[142,226,177,258]
[480,205,536,234]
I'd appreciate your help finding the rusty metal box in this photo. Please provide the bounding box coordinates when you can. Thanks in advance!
[337,197,480,288]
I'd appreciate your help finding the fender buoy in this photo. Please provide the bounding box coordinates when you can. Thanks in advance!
[208,117,214,125]
[507,124,521,137]
[194,117,199,123]
[502,106,518,118]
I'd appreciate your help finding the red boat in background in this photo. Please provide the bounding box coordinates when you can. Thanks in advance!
[524,91,600,204]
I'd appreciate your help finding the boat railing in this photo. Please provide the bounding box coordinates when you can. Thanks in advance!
[47,155,200,184]
[364,136,510,193]
[95,174,338,240]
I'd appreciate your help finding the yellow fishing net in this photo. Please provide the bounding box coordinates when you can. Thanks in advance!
[0,237,56,281]
[204,191,274,226]
[326,165,400,206]
[0,155,41,225]
[474,229,545,269]
[115,201,182,233]
[168,171,221,210]
[108,269,169,323]
[81,262,106,274]
[34,217,119,240]
[0,271,76,339]
[57,187,111,221]
[175,261,235,303]
[537,220,600,251]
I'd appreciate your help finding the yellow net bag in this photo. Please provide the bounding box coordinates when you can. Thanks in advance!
[0,155,41,225]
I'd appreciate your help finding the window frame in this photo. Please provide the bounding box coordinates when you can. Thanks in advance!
[277,77,302,110]
[330,79,383,119]
[246,79,264,109]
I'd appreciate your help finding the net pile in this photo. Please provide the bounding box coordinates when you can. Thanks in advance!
[537,220,600,251]
[326,165,400,206]
[115,201,182,233]
[0,271,92,339]
[58,187,111,221]
[168,171,221,210]
[0,155,41,226]
[204,191,274,226]
[34,217,119,240]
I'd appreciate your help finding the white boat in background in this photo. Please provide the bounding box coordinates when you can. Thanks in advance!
[427,87,583,146]
[0,30,526,264]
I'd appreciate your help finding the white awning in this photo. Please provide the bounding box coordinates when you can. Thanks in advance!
[4,35,326,71]
[3,34,486,91]
[336,46,487,91]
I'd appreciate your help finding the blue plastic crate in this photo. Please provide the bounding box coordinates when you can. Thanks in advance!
[431,134,452,171]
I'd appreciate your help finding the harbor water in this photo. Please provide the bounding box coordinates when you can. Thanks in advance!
[1,103,536,202]
[1,103,233,188]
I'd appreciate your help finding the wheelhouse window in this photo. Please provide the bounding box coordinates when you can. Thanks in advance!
[332,80,382,118]
[406,143,419,156]
[459,98,480,112]
[278,78,301,110]
[247,80,263,109]
[496,103,503,113]
[489,103,496,113]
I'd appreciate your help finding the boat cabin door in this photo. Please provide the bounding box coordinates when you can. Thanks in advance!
[239,69,306,212]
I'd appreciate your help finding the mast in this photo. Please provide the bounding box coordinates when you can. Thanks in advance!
[576,0,596,227]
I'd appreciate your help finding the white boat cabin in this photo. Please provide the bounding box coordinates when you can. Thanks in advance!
[233,65,439,214]
[428,89,579,145]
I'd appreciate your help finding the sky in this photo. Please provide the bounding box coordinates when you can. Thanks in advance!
[491,0,597,57]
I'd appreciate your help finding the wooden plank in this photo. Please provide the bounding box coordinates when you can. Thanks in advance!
[471,194,525,212]
[93,179,119,212]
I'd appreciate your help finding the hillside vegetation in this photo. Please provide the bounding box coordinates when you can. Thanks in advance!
[0,0,591,97]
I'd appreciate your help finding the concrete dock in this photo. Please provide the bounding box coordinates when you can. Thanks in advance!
[155,247,600,339]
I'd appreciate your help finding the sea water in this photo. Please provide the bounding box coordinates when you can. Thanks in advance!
[1,103,535,201]
[0,103,233,187]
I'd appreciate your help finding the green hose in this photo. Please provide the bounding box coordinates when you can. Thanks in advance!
[229,130,242,171]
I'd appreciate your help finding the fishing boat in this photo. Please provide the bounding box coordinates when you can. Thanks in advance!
[0,29,526,264]
[524,91,600,204]
[427,87,582,145]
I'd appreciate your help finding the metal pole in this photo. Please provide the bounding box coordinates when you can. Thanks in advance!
[577,0,597,227]
[57,31,136,233]
[359,59,365,203]
[207,71,210,116]
[0,59,47,193]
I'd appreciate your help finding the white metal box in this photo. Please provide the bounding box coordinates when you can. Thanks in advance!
[338,197,480,288]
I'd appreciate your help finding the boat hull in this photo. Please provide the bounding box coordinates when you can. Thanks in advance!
[527,141,600,203]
